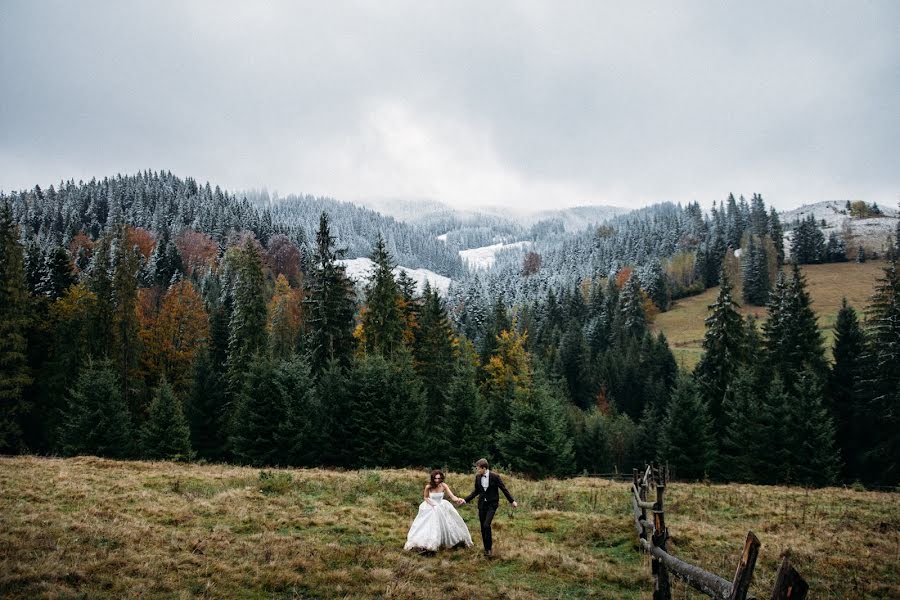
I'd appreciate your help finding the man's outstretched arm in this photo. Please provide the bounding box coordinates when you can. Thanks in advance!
[497,475,517,505]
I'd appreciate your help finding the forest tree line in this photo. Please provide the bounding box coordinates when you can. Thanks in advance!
[1,174,898,486]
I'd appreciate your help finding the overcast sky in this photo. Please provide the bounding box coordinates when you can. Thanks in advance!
[1,1,897,212]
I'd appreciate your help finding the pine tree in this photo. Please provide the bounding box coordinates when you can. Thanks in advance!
[659,373,717,480]
[741,235,770,305]
[306,213,356,373]
[226,238,269,396]
[413,283,458,433]
[694,268,746,428]
[858,260,900,485]
[229,355,283,466]
[828,299,866,480]
[111,226,143,420]
[781,264,828,388]
[481,328,532,463]
[317,359,354,467]
[37,246,75,300]
[59,358,133,458]
[767,207,785,267]
[617,273,646,339]
[276,354,320,466]
[185,347,227,461]
[441,340,486,471]
[785,371,840,486]
[558,319,594,409]
[360,235,406,358]
[500,378,575,478]
[0,202,32,452]
[141,378,193,460]
[87,231,115,357]
[749,193,768,236]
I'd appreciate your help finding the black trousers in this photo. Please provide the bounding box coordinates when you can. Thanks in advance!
[478,501,499,552]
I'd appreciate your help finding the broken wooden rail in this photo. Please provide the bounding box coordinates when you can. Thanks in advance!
[631,464,809,600]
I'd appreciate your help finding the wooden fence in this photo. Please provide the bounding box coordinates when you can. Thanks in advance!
[631,464,809,600]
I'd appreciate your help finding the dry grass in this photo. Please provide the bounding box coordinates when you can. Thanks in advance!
[654,261,889,369]
[1,456,897,599]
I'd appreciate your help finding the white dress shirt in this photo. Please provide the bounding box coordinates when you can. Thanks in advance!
[481,470,490,490]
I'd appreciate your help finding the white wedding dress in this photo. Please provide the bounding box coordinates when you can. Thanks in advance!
[404,492,473,551]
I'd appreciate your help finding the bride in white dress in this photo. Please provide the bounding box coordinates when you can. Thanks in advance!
[404,469,473,552]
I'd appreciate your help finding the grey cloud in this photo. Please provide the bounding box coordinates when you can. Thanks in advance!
[1,1,897,211]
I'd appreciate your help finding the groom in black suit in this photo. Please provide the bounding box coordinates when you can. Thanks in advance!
[458,458,517,557]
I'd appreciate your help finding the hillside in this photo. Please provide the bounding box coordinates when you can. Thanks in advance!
[654,261,890,369]
[1,457,895,599]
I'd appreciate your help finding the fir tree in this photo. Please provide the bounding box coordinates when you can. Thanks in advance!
[767,207,784,267]
[617,273,646,339]
[741,235,770,305]
[229,355,283,466]
[500,378,575,478]
[0,202,32,452]
[441,340,486,472]
[828,299,866,480]
[141,378,193,460]
[558,319,594,409]
[858,260,900,484]
[659,373,717,480]
[59,358,133,458]
[185,348,228,460]
[785,371,840,486]
[413,283,458,432]
[360,235,406,358]
[306,213,356,373]
[694,268,746,428]
[481,328,532,462]
[37,246,75,300]
[276,354,320,467]
[317,359,354,467]
[111,226,143,420]
[226,238,269,396]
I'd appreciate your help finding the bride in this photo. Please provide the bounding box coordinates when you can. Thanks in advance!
[404,469,473,552]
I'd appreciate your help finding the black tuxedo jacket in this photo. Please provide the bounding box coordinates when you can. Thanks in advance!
[464,472,515,505]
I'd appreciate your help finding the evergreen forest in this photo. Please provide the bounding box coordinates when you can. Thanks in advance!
[1,172,898,487]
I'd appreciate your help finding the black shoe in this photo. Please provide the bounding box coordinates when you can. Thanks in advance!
[484,549,493,558]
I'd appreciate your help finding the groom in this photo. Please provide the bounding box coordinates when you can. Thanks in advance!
[457,458,517,557]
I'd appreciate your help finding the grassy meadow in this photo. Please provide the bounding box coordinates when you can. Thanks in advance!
[654,261,890,369]
[1,456,897,599]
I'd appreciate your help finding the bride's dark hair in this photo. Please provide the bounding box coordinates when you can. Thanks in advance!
[428,469,445,489]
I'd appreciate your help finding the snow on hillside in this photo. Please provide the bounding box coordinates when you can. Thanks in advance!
[781,200,898,255]
[338,258,452,296]
[459,241,532,270]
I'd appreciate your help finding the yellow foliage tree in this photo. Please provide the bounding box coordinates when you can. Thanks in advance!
[268,274,303,359]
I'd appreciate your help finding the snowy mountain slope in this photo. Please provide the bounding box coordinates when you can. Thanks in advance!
[338,257,452,296]
[781,200,899,255]
[458,241,532,270]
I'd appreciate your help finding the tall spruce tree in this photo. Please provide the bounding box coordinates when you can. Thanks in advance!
[617,273,646,339]
[785,371,840,487]
[828,299,866,480]
[59,358,133,458]
[185,347,228,461]
[360,235,406,358]
[413,283,458,434]
[277,354,321,467]
[694,268,746,428]
[767,207,785,267]
[0,202,32,452]
[317,359,354,467]
[858,260,900,485]
[442,340,486,471]
[306,213,356,373]
[111,227,143,420]
[226,238,269,396]
[229,355,283,466]
[141,378,193,460]
[500,378,575,478]
[659,373,717,480]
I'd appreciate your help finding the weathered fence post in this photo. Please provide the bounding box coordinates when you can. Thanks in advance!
[770,555,809,600]
[727,531,760,600]
[628,463,810,600]
[652,481,672,600]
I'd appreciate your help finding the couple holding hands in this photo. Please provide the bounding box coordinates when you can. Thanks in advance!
[403,458,517,558]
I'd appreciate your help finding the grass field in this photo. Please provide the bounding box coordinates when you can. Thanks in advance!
[1,456,897,599]
[653,261,890,370]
